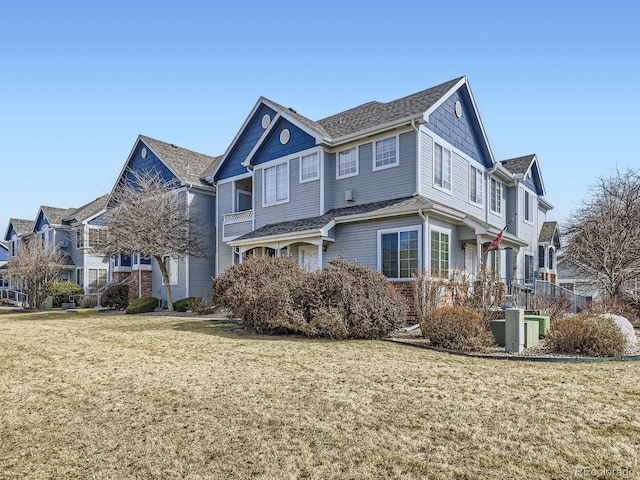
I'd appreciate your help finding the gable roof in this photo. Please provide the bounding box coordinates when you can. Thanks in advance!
[501,155,536,175]
[539,221,561,248]
[63,194,110,224]
[317,77,464,140]
[39,206,76,226]
[4,218,35,241]
[139,135,223,186]
[0,241,8,251]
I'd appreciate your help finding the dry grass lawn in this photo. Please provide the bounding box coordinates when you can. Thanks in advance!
[1,311,639,479]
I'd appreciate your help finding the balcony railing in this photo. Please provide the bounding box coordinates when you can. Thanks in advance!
[223,210,253,225]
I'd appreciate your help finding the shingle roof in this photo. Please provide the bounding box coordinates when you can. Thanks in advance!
[140,135,223,186]
[9,218,35,236]
[234,196,430,242]
[63,194,110,224]
[316,77,464,139]
[539,221,560,246]
[41,206,76,226]
[0,241,8,250]
[500,155,535,175]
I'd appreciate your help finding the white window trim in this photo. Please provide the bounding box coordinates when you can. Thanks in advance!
[336,147,359,179]
[429,225,452,275]
[523,187,535,225]
[490,177,503,216]
[433,141,453,194]
[372,135,400,172]
[262,159,290,207]
[376,225,422,281]
[299,152,319,183]
[469,165,483,206]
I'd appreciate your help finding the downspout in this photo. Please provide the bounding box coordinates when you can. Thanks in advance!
[412,118,421,196]
[418,208,428,272]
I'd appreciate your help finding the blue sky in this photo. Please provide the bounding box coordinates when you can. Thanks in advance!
[2,1,639,237]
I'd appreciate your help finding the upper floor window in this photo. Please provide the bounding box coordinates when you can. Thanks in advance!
[434,143,452,192]
[10,240,16,257]
[337,148,358,178]
[430,228,450,275]
[524,190,534,223]
[88,228,107,250]
[76,228,84,249]
[264,162,289,206]
[470,166,483,205]
[374,137,398,170]
[300,153,319,183]
[490,178,502,214]
[379,227,420,279]
[538,245,545,268]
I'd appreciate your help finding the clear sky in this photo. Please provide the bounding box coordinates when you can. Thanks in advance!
[2,1,639,238]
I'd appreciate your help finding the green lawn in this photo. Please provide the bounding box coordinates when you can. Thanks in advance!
[1,312,638,479]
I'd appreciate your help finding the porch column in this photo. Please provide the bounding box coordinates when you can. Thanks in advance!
[476,235,483,270]
[317,243,323,270]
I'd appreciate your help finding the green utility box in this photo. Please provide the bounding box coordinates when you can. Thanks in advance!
[524,321,539,348]
[491,319,539,348]
[524,315,550,336]
[44,296,53,310]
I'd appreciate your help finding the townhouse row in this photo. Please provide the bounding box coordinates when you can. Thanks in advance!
[2,76,561,306]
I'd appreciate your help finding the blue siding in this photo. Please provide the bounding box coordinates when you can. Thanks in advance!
[252,118,316,166]
[4,224,17,241]
[215,104,277,181]
[0,245,8,262]
[34,211,49,231]
[523,162,544,195]
[122,142,178,188]
[426,88,492,167]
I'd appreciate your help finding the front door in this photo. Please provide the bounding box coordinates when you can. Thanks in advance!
[465,245,478,278]
[299,246,318,271]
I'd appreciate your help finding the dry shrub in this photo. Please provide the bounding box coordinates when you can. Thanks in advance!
[534,294,573,321]
[420,305,495,352]
[212,256,405,339]
[546,313,628,357]
[587,298,640,328]
[79,295,98,308]
[101,284,129,309]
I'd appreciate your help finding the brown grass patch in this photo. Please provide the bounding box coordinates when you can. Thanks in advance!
[1,313,639,479]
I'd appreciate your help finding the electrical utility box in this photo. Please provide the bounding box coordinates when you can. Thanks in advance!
[505,308,525,353]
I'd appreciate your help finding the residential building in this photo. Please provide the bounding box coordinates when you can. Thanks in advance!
[104,135,221,305]
[208,76,555,299]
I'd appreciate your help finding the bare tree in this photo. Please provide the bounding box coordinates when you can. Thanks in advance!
[99,170,205,311]
[562,168,640,301]
[5,241,70,310]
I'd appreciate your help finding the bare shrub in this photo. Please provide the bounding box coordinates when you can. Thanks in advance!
[101,284,129,309]
[80,295,98,308]
[546,313,627,357]
[534,294,573,322]
[212,256,405,339]
[420,305,495,352]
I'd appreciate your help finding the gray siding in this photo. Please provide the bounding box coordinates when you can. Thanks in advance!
[328,131,416,211]
[187,190,216,299]
[217,181,235,276]
[254,156,321,229]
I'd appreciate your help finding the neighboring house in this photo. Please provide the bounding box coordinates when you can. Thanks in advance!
[59,194,111,292]
[0,242,8,287]
[31,205,78,283]
[105,135,221,305]
[208,76,555,299]
[3,218,35,291]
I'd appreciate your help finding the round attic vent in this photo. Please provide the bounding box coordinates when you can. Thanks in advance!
[454,100,462,118]
[261,114,271,129]
[141,147,147,158]
[280,128,291,145]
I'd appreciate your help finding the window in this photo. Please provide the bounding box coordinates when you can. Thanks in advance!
[374,137,397,170]
[337,148,358,178]
[434,143,452,191]
[524,190,534,222]
[76,228,84,249]
[76,269,84,287]
[10,240,16,257]
[264,162,289,205]
[163,256,178,285]
[300,153,319,182]
[548,247,554,270]
[538,246,545,268]
[470,166,483,205]
[88,268,107,290]
[490,178,502,214]
[430,229,450,275]
[524,254,534,284]
[488,249,501,275]
[88,228,107,250]
[379,228,420,279]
